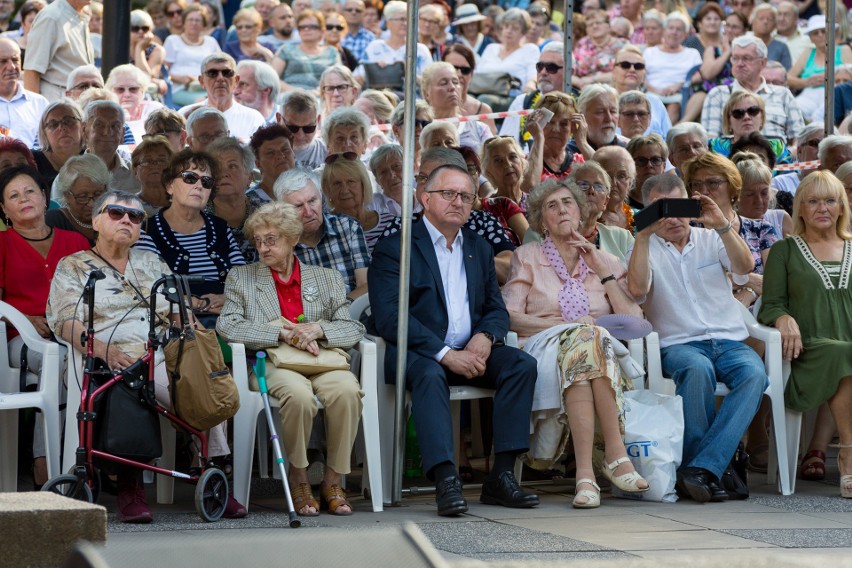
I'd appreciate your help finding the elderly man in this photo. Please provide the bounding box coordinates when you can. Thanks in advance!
[774,1,813,65]
[186,107,228,152]
[701,36,804,144]
[0,38,47,147]
[613,46,671,139]
[341,0,375,62]
[749,4,792,70]
[570,84,627,156]
[818,134,852,173]
[22,0,93,102]
[369,162,538,517]
[666,122,709,173]
[64,64,104,100]
[143,108,188,152]
[627,173,767,503]
[771,122,832,194]
[83,100,138,192]
[500,42,564,142]
[261,3,299,51]
[235,60,280,124]
[762,61,788,87]
[274,167,369,298]
[594,146,638,229]
[180,53,266,143]
[282,89,326,169]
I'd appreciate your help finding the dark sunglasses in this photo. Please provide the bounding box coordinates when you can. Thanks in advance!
[325,151,358,164]
[179,171,216,189]
[131,25,151,33]
[101,204,146,225]
[453,65,473,76]
[325,24,345,31]
[730,106,762,120]
[204,68,236,79]
[285,123,317,134]
[415,119,432,128]
[165,9,183,16]
[535,62,564,74]
[617,61,646,70]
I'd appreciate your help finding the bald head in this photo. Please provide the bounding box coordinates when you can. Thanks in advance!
[0,38,21,98]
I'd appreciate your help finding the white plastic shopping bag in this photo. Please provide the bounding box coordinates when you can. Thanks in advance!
[613,389,684,503]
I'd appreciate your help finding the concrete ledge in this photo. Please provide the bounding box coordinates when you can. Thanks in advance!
[0,491,107,568]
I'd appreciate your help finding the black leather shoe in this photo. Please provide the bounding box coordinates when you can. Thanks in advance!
[676,467,714,503]
[707,477,729,503]
[480,471,540,508]
[435,476,468,516]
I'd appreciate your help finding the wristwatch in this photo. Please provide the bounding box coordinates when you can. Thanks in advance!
[480,331,496,344]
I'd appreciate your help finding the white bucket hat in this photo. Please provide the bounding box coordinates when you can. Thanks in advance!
[804,14,838,35]
[453,4,487,26]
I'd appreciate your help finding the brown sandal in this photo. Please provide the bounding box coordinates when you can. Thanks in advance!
[292,482,319,517]
[320,484,353,516]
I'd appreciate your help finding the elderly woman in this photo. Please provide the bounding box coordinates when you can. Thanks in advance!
[323,107,371,158]
[33,100,86,190]
[162,4,220,107]
[0,165,88,489]
[418,4,447,60]
[129,9,167,98]
[135,149,246,328]
[273,9,341,92]
[442,44,497,134]
[618,91,653,140]
[322,152,400,253]
[106,64,164,143]
[319,66,359,122]
[758,171,852,499]
[47,189,246,522]
[641,9,665,49]
[708,91,792,164]
[477,8,540,94]
[217,202,365,516]
[132,136,174,216]
[354,90,397,127]
[572,9,627,90]
[369,144,412,216]
[389,100,434,172]
[358,1,433,85]
[249,124,296,203]
[422,62,493,153]
[837,161,852,205]
[323,12,357,71]
[734,153,793,238]
[666,121,709,172]
[224,8,274,64]
[502,179,648,509]
[643,12,702,124]
[574,84,625,154]
[481,128,544,213]
[680,3,733,123]
[420,121,459,150]
[536,91,591,179]
[450,3,495,57]
[0,138,37,173]
[627,134,669,210]
[45,154,109,245]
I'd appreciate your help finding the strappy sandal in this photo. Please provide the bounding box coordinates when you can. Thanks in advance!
[838,445,852,499]
[573,479,600,509]
[799,450,826,481]
[601,456,649,493]
[292,482,319,517]
[320,483,353,516]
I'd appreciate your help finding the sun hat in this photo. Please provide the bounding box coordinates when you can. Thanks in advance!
[803,14,838,35]
[452,4,487,26]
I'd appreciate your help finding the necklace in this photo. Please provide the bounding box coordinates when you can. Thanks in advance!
[18,227,54,242]
[66,208,93,229]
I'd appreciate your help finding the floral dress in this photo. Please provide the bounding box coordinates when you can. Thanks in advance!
[573,36,626,79]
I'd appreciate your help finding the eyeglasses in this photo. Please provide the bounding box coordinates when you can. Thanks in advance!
[70,82,101,92]
[621,110,650,120]
[44,116,80,131]
[131,25,151,33]
[235,24,258,30]
[419,17,441,26]
[322,84,351,93]
[575,180,608,194]
[165,9,183,17]
[285,122,317,134]
[343,7,364,13]
[688,178,726,192]
[143,129,180,139]
[414,172,429,184]
[67,190,103,205]
[427,189,476,204]
[178,171,216,189]
[730,105,761,120]
[414,119,432,129]
[633,156,665,168]
[535,62,564,74]
[101,204,146,225]
[453,65,473,76]
[254,234,281,248]
[731,55,760,64]
[801,138,822,148]
[204,68,236,79]
[616,61,646,71]
[325,151,358,164]
[298,24,321,31]
[112,86,141,94]
[326,24,345,31]
[138,158,169,168]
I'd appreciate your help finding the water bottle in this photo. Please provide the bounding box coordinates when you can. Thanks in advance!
[404,412,422,478]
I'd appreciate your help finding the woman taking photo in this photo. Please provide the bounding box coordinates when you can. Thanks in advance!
[502,179,648,509]
[218,202,365,516]
[442,44,497,134]
[273,9,341,92]
[421,62,493,154]
[132,136,174,216]
[45,154,109,245]
[224,8,274,63]
[758,171,852,499]
[33,100,86,190]
[535,91,591,180]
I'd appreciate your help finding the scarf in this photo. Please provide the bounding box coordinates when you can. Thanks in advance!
[541,236,590,323]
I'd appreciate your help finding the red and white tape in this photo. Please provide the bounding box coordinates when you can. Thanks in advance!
[774,159,820,171]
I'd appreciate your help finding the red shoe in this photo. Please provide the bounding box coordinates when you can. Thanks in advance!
[223,495,247,519]
[116,477,153,524]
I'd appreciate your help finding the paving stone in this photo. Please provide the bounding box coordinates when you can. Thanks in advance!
[719,529,852,548]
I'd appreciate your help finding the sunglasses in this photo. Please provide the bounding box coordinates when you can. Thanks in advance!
[179,171,216,189]
[101,204,146,225]
[730,105,761,120]
[325,151,358,164]
[204,68,236,79]
[326,24,345,31]
[415,119,432,129]
[165,9,183,16]
[131,25,151,33]
[285,123,317,134]
[298,24,321,31]
[616,61,646,70]
[535,62,564,74]
[453,65,473,76]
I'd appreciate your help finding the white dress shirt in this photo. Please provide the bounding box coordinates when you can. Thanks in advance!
[0,82,48,147]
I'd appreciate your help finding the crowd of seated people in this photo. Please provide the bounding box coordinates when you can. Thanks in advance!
[5,0,852,526]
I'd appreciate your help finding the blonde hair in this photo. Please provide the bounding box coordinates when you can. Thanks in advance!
[244,202,304,244]
[321,156,373,212]
[682,151,743,205]
[722,91,765,135]
[481,136,526,189]
[792,170,852,239]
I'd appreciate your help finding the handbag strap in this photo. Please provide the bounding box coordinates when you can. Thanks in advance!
[89,248,169,327]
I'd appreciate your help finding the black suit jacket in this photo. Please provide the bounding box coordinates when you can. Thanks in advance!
[368,219,509,383]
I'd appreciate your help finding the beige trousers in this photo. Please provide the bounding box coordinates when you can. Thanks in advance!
[250,367,363,474]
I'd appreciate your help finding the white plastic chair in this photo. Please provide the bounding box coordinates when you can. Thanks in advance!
[0,301,63,492]
[646,303,793,495]
[229,335,384,512]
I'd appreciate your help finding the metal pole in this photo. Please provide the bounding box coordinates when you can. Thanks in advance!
[563,0,574,93]
[824,0,837,135]
[392,0,420,505]
[101,0,131,78]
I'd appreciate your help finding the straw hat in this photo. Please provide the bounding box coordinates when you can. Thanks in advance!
[453,4,487,26]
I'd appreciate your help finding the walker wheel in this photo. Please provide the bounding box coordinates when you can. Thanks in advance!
[42,474,94,503]
[195,468,228,522]
[67,466,101,503]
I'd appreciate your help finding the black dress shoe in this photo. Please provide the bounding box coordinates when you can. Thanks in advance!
[435,476,468,516]
[707,477,729,503]
[676,467,714,503]
[480,471,540,508]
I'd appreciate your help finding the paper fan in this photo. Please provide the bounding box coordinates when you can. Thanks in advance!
[595,314,653,341]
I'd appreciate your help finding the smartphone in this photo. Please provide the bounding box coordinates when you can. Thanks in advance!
[634,198,701,232]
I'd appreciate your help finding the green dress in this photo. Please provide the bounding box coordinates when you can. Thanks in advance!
[758,236,852,412]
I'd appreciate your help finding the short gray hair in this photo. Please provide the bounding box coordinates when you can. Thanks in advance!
[749,3,777,23]
[66,64,103,91]
[835,160,852,181]
[91,190,145,219]
[130,9,154,28]
[38,99,83,153]
[641,172,686,204]
[236,60,280,104]
[419,121,459,149]
[369,143,403,173]
[797,121,836,145]
[207,137,256,175]
[619,89,650,111]
[322,107,370,146]
[776,1,798,16]
[382,1,406,21]
[643,8,665,24]
[420,146,467,170]
[84,99,123,123]
[526,179,589,234]
[540,41,564,57]
[106,64,150,91]
[577,83,618,113]
[666,121,708,152]
[282,88,318,115]
[274,166,321,200]
[732,35,768,59]
[664,11,691,32]
[627,133,669,160]
[186,107,227,137]
[498,7,532,34]
[55,154,110,205]
[200,52,236,72]
[390,99,433,127]
[818,134,852,165]
[566,161,612,196]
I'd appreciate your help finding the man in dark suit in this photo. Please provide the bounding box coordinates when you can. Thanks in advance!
[369,163,539,517]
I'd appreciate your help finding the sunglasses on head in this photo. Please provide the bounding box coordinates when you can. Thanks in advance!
[326,24,345,31]
[286,123,317,134]
[101,204,146,225]
[535,62,564,74]
[131,25,151,33]
[452,65,473,76]
[616,61,646,70]
[325,151,359,164]
[179,171,216,189]
[204,68,236,79]
[731,106,761,120]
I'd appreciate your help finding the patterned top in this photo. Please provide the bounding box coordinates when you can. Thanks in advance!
[204,193,267,264]
[294,213,370,293]
[701,79,805,141]
[482,196,524,247]
[363,212,401,254]
[708,136,794,165]
[738,216,781,274]
[572,35,626,79]
[275,43,341,90]
[341,27,376,63]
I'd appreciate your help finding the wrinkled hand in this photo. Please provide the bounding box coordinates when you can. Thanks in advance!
[693,193,727,230]
[27,315,52,338]
[200,293,225,314]
[567,227,609,275]
[575,315,595,325]
[776,315,802,361]
[280,320,325,352]
[99,345,136,371]
[570,112,588,142]
[465,333,493,363]
[525,108,545,139]
[442,349,487,379]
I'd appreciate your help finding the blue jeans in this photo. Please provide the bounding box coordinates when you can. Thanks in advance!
[661,339,768,479]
